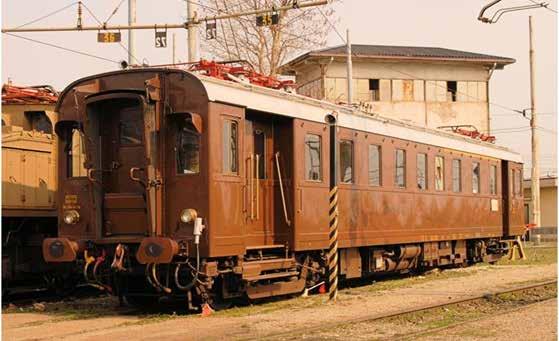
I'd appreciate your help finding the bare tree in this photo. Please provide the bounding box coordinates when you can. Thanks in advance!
[198,0,337,76]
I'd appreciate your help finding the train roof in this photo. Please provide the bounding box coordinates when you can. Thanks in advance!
[196,73,522,163]
[57,68,522,163]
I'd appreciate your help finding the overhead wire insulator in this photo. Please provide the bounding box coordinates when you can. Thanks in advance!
[77,1,83,30]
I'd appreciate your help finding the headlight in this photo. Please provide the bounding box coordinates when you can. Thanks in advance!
[63,210,80,225]
[180,208,197,223]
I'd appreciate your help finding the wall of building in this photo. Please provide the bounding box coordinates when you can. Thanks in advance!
[524,185,558,228]
[294,60,491,132]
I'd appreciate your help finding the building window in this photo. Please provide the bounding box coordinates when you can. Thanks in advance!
[222,120,238,174]
[339,140,353,183]
[304,134,322,181]
[395,149,406,188]
[417,153,427,190]
[176,122,200,174]
[452,159,461,192]
[472,162,481,194]
[490,165,497,195]
[369,145,381,186]
[435,156,445,191]
[447,81,457,102]
[369,79,380,101]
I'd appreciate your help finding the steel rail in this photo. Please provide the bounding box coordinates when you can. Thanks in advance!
[249,279,557,341]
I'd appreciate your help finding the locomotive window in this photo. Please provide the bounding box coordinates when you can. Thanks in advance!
[416,153,427,190]
[452,159,461,192]
[119,107,143,145]
[222,120,238,174]
[67,128,87,177]
[395,149,406,188]
[514,169,522,196]
[369,145,381,186]
[176,122,200,174]
[339,140,353,184]
[472,162,481,194]
[490,165,498,195]
[305,134,322,181]
[254,130,266,179]
[435,156,445,191]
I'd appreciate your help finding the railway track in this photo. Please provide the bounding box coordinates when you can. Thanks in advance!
[251,280,557,340]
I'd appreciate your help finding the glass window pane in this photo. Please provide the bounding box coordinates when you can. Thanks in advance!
[305,134,322,181]
[254,130,266,179]
[490,165,497,195]
[395,149,406,188]
[339,140,353,183]
[222,120,238,174]
[435,156,445,191]
[176,123,200,174]
[417,153,427,190]
[369,145,381,186]
[452,159,461,192]
[472,162,480,194]
[119,107,143,145]
[70,128,87,177]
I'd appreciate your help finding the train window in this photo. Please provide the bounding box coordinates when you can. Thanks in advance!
[490,165,497,195]
[435,156,445,191]
[514,169,522,196]
[416,153,427,190]
[472,162,481,194]
[119,108,143,145]
[339,140,353,184]
[452,159,462,192]
[395,149,406,188]
[176,122,200,174]
[66,128,87,177]
[305,134,322,181]
[222,120,238,174]
[254,130,266,179]
[369,145,381,186]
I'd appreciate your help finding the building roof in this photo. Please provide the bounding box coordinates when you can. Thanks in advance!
[524,176,558,189]
[281,44,516,71]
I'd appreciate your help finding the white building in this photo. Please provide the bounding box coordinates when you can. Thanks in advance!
[280,45,515,134]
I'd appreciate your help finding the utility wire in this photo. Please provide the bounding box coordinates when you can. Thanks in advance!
[13,2,79,29]
[528,0,558,13]
[4,32,120,64]
[104,0,127,24]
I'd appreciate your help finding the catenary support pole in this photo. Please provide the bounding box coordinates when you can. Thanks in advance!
[128,0,136,65]
[346,29,353,105]
[187,0,198,62]
[326,113,339,301]
[529,16,541,228]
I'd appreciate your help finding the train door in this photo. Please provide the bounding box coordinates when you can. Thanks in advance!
[244,119,275,245]
[95,97,149,236]
[501,160,511,236]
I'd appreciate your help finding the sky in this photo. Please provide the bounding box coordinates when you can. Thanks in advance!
[2,0,557,176]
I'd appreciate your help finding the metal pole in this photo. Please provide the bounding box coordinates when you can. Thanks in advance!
[186,0,198,62]
[346,29,353,105]
[529,16,541,228]
[326,113,339,301]
[172,32,176,64]
[128,0,136,65]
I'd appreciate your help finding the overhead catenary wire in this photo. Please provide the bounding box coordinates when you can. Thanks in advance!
[13,2,80,29]
[4,32,121,64]
[528,0,558,13]
[80,2,142,65]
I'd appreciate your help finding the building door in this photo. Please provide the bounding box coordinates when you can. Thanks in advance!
[244,119,275,246]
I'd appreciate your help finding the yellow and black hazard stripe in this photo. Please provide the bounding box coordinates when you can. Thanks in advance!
[328,185,339,300]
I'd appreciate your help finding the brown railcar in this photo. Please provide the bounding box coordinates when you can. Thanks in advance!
[42,68,524,307]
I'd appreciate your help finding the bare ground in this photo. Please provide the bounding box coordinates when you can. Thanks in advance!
[3,262,557,341]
